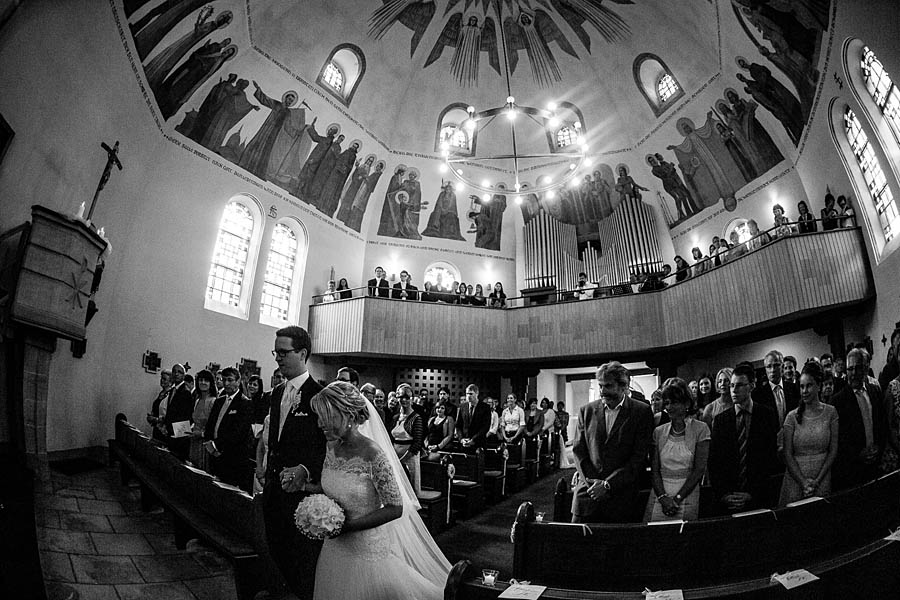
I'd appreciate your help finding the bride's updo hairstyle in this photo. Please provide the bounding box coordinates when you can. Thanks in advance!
[311,381,370,428]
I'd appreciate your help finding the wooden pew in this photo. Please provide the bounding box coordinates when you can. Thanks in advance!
[418,454,452,533]
[509,470,900,591]
[482,445,508,503]
[440,450,485,519]
[504,441,527,493]
[108,414,265,600]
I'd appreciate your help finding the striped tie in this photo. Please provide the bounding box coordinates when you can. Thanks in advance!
[737,410,749,491]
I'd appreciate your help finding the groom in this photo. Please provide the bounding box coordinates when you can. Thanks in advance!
[263,326,326,599]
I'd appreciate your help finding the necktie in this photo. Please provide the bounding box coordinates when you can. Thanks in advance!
[737,410,749,491]
[279,382,296,440]
[774,385,785,424]
[856,388,874,448]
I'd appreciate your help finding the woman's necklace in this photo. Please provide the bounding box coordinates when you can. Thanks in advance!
[671,421,687,435]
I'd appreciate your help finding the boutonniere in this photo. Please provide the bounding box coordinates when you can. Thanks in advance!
[290,391,305,416]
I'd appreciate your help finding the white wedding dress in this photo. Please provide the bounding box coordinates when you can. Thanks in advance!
[313,399,450,599]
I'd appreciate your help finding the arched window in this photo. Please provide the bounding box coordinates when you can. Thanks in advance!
[317,44,365,106]
[423,261,460,289]
[259,218,308,326]
[435,104,476,156]
[861,46,900,140]
[844,107,898,242]
[322,62,344,93]
[556,126,576,148]
[633,54,684,116]
[205,196,264,319]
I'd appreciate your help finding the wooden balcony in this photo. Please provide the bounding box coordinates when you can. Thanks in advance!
[308,228,874,365]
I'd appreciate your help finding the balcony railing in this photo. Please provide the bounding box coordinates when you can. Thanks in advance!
[307,227,874,362]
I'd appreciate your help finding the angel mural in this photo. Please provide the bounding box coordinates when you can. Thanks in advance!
[367,0,633,86]
[421,180,466,241]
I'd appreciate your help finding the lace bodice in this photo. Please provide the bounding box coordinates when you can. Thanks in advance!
[322,448,402,519]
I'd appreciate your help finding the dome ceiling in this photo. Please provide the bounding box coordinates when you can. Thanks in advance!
[249,0,721,154]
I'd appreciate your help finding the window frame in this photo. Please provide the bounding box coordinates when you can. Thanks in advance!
[633,53,684,117]
[258,218,308,327]
[316,44,366,106]
[435,103,477,156]
[321,61,345,94]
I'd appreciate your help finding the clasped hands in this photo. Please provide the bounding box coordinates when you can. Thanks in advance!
[722,491,753,511]
[279,465,308,493]
[658,494,680,517]
[801,478,819,498]
[585,479,610,502]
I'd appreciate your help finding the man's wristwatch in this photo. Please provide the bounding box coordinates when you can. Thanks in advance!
[599,480,611,491]
[674,493,683,503]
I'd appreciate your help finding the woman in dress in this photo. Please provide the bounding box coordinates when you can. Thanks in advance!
[821,193,839,230]
[336,278,352,299]
[695,374,715,414]
[500,394,526,445]
[701,368,733,430]
[837,195,855,227]
[772,203,794,238]
[674,255,691,282]
[471,284,487,306]
[645,378,710,521]
[489,282,507,308]
[389,383,425,495]
[425,401,455,460]
[524,397,544,449]
[188,369,218,470]
[457,281,469,305]
[691,247,709,277]
[310,381,449,600]
[778,361,839,506]
[797,200,817,233]
[147,369,173,442]
[880,368,900,474]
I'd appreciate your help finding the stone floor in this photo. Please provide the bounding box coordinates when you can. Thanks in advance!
[36,466,240,600]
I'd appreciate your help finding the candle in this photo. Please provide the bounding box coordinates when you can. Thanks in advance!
[76,202,85,219]
[482,569,499,586]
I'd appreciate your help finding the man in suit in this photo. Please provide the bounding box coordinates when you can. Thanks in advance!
[203,367,252,491]
[752,350,800,428]
[335,366,359,387]
[709,364,780,513]
[367,265,390,297]
[391,269,418,300]
[455,384,492,451]
[164,363,194,460]
[262,326,326,600]
[571,361,653,523]
[833,348,888,491]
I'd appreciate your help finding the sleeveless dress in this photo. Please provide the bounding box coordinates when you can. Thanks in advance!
[313,448,443,600]
[778,404,838,506]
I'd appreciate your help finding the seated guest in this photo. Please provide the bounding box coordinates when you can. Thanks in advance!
[367,265,390,297]
[147,369,173,442]
[390,383,425,494]
[188,369,218,471]
[204,367,253,491]
[645,378,710,521]
[833,348,887,490]
[797,200,816,233]
[779,361,839,506]
[335,366,360,387]
[391,269,418,300]
[425,401,455,459]
[336,277,352,299]
[322,280,337,303]
[574,271,595,300]
[165,363,194,460]
[489,281,507,308]
[455,384,491,450]
[571,361,654,523]
[709,363,780,513]
[471,283,488,306]
[701,368,734,430]
[673,255,691,282]
[501,394,526,445]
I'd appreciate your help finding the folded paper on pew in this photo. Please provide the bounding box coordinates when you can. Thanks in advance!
[785,496,824,507]
[213,480,253,498]
[884,527,900,542]
[251,423,264,437]
[732,508,774,518]
[184,464,212,477]
[771,569,818,589]
[643,589,684,600]
[171,421,192,437]
[497,583,547,599]
[646,519,685,533]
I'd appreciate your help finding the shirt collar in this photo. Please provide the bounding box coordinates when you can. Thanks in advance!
[603,397,627,411]
[736,400,754,415]
[769,380,781,391]
[286,371,309,391]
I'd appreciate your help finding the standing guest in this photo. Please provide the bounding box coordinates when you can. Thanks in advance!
[501,394,527,445]
[645,378,710,521]
[821,375,836,405]
[435,386,458,421]
[321,280,337,303]
[709,363,780,513]
[336,277,352,299]
[183,374,195,393]
[783,356,799,386]
[248,374,266,426]
[752,350,800,429]
[371,387,387,422]
[215,370,224,391]
[745,219,770,251]
[650,389,667,427]
[691,247,708,277]
[555,401,570,444]
[165,363,194,460]
[204,367,253,491]
[797,200,816,233]
[391,269,418,300]
[574,272,595,300]
[263,326,326,599]
[359,383,379,418]
[778,361,839,506]
[455,384,492,450]
[687,380,699,403]
[253,415,270,496]
[386,391,399,420]
[147,369,173,442]
[832,355,847,383]
[390,383,425,494]
[837,195,855,227]
[485,397,502,445]
[880,362,900,473]
[696,374,715,413]
[189,370,219,471]
[523,397,544,446]
[727,231,748,261]
[832,348,887,490]
[367,266,390,297]
[674,255,691,282]
[426,401,456,459]
[336,366,360,387]
[471,284,488,306]
[821,193,839,230]
[456,280,469,304]
[571,361,654,523]
[878,328,900,392]
[772,203,794,238]
[540,398,556,435]
[489,282,507,308]
[701,368,734,429]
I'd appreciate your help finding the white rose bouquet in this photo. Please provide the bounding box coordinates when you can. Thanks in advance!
[294,494,345,540]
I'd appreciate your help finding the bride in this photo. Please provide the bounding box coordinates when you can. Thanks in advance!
[308,381,450,599]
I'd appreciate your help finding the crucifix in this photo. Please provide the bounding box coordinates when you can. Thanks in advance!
[87,141,123,221]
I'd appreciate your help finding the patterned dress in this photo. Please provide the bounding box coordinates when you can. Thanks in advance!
[778,404,838,506]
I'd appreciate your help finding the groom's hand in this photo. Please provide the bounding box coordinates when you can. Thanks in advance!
[280,465,308,492]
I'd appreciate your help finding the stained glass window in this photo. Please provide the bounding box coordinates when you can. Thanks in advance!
[861,46,900,137]
[556,126,575,148]
[259,223,298,322]
[844,107,898,242]
[657,73,680,103]
[323,62,344,92]
[207,202,254,307]
[440,125,469,150]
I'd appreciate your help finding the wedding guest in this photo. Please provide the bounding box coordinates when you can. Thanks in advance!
[778,361,839,506]
[471,283,488,306]
[555,401,570,443]
[880,365,900,474]
[501,393,526,445]
[701,368,734,429]
[372,388,387,422]
[821,193,839,230]
[322,280,337,303]
[745,219,770,251]
[189,370,218,470]
[772,203,794,238]
[485,397,501,445]
[359,383,378,415]
[645,378,710,521]
[425,401,455,460]
[336,277,352,299]
[457,280,469,304]
[215,370,224,391]
[165,363,194,460]
[336,366,360,387]
[147,369,173,441]
[797,200,816,233]
[390,383,425,494]
[524,397,544,445]
[248,374,267,426]
[691,247,708,277]
[183,374,195,393]
[253,414,270,495]
[821,375,835,405]
[674,255,691,282]
[837,195,855,227]
[727,231,748,261]
[696,374,715,413]
[541,398,556,435]
[489,282,507,308]
[204,367,253,491]
[688,380,699,403]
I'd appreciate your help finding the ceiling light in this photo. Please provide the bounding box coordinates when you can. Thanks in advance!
[547,101,557,111]
[438,164,448,173]
[548,116,560,128]
[514,196,522,205]
[481,179,491,187]
[482,193,491,202]
[547,190,556,199]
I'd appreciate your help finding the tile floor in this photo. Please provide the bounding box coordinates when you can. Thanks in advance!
[36,466,240,600]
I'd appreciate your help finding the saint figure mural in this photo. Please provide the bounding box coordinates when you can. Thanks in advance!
[294,122,338,199]
[421,181,465,241]
[377,166,425,239]
[157,39,237,120]
[473,184,507,251]
[131,0,210,60]
[194,78,258,152]
[307,134,344,206]
[238,84,302,181]
[318,140,361,217]
[722,89,783,172]
[736,56,803,146]
[342,160,384,233]
[646,153,697,221]
[336,155,376,224]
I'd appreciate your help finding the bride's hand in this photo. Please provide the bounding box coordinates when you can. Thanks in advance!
[280,466,308,492]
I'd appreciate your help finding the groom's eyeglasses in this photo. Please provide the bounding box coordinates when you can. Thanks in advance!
[272,348,301,358]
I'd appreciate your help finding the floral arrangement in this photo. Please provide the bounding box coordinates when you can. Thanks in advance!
[294,494,345,540]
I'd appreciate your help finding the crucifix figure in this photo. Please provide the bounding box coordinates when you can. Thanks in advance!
[87,141,123,221]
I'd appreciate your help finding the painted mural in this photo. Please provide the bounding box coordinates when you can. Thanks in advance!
[370,0,633,86]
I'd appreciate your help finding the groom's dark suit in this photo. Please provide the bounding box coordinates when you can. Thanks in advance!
[263,375,325,600]
[571,397,653,522]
